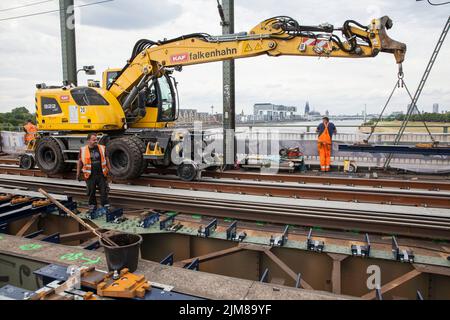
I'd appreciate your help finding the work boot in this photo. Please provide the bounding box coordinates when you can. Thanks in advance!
[87,205,97,218]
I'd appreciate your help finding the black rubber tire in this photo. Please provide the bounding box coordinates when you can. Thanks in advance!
[107,137,143,180]
[35,137,66,175]
[128,136,147,176]
[19,154,35,170]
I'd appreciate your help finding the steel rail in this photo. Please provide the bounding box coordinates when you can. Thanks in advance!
[1,178,449,240]
[0,166,449,208]
[1,159,450,191]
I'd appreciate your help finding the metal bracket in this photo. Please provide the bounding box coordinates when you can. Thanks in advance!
[295,273,302,288]
[184,258,199,271]
[160,253,174,266]
[24,229,44,239]
[417,290,424,300]
[105,208,124,223]
[197,218,217,238]
[392,236,414,263]
[306,228,324,252]
[260,268,269,283]
[83,240,100,251]
[226,220,247,242]
[160,214,176,230]
[41,233,61,244]
[269,225,289,247]
[351,233,371,257]
[137,212,160,228]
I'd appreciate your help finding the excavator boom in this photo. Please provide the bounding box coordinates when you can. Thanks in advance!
[108,15,406,115]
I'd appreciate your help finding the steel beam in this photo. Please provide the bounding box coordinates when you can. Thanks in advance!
[59,0,77,85]
[221,0,236,166]
[59,230,94,243]
[328,253,348,295]
[361,269,422,300]
[175,245,243,266]
[264,249,313,290]
[15,214,41,237]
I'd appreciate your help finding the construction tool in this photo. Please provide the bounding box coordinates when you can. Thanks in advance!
[38,188,118,247]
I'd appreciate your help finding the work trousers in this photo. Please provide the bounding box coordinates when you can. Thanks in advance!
[86,174,109,208]
[318,142,331,172]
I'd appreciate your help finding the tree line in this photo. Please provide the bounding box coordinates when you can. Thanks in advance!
[364,112,450,125]
[0,107,36,131]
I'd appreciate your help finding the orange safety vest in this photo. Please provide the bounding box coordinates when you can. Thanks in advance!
[23,123,37,143]
[318,123,332,145]
[80,144,108,179]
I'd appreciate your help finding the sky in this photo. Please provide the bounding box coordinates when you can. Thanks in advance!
[0,0,449,116]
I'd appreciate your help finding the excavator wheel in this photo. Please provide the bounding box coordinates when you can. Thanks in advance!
[107,137,143,180]
[128,136,148,176]
[35,137,68,175]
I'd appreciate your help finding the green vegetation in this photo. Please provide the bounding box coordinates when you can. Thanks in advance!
[0,107,35,131]
[364,112,450,126]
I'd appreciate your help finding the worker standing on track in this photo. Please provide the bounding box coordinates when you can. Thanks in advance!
[23,119,37,144]
[76,133,111,213]
[316,117,337,172]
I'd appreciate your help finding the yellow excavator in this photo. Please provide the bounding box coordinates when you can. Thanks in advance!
[27,15,406,180]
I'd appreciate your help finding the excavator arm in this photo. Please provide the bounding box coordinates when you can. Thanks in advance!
[108,15,406,121]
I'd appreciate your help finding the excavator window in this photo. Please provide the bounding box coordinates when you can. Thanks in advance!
[71,87,109,106]
[158,75,176,122]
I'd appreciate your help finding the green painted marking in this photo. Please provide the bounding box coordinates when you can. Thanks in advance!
[256,221,266,226]
[60,252,101,265]
[167,212,177,216]
[19,243,42,251]
[0,236,3,240]
[60,252,84,261]
[80,256,101,265]
[191,214,202,220]
[223,218,233,223]
[312,226,322,231]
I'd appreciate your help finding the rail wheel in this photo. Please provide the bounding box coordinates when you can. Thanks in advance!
[177,161,198,181]
[19,154,35,170]
[107,137,143,180]
[35,137,67,175]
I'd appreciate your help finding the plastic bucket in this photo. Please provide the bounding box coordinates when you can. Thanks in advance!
[100,233,143,272]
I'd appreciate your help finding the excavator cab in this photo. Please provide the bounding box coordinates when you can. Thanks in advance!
[102,69,121,90]
[102,68,178,127]
[129,73,178,128]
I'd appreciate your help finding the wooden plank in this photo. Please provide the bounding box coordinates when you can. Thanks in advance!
[361,269,422,300]
[264,249,314,290]
[16,214,41,237]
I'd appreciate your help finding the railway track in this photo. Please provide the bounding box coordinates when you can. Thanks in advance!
[0,175,450,240]
[0,165,449,208]
[2,157,449,191]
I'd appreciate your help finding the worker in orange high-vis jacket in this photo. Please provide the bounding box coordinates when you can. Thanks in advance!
[76,133,111,213]
[316,117,337,172]
[23,119,37,144]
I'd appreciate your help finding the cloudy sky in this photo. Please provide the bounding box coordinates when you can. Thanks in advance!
[0,0,448,116]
